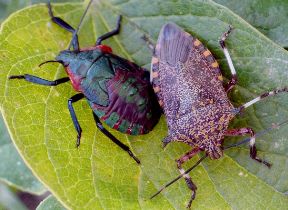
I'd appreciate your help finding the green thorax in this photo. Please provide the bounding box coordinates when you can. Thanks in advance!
[56,49,114,106]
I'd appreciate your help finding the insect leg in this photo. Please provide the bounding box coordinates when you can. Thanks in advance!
[219,26,237,93]
[142,34,156,55]
[92,112,141,164]
[239,87,288,110]
[47,1,79,51]
[96,16,122,45]
[9,75,69,86]
[224,128,271,167]
[68,93,85,147]
[176,148,200,208]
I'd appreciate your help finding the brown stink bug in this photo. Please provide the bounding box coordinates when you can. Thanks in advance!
[149,23,288,208]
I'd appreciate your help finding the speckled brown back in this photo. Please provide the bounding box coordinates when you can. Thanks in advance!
[151,23,236,158]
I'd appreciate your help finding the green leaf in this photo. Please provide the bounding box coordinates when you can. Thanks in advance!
[0,114,10,146]
[0,0,288,209]
[0,0,83,23]
[0,114,46,194]
[214,0,288,48]
[36,195,66,210]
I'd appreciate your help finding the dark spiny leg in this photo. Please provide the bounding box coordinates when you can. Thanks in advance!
[47,1,79,51]
[224,128,271,167]
[219,26,237,93]
[239,87,288,111]
[9,74,69,86]
[92,112,140,164]
[68,93,84,147]
[96,16,122,45]
[176,148,200,208]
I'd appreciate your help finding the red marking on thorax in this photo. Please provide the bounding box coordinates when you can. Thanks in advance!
[80,45,113,53]
[65,66,83,92]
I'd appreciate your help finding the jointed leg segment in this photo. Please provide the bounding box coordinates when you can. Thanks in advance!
[219,26,238,93]
[9,75,69,86]
[68,93,85,147]
[224,128,271,167]
[141,34,156,55]
[239,87,288,110]
[176,148,200,208]
[235,87,288,167]
[96,15,122,46]
[92,112,141,164]
[47,1,80,51]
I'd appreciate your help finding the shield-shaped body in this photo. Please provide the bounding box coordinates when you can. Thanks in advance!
[151,23,236,158]
[57,47,161,136]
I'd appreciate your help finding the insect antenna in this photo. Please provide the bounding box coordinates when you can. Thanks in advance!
[150,154,208,199]
[38,60,65,67]
[150,119,288,200]
[67,0,94,50]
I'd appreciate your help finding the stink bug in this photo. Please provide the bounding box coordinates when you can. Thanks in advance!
[9,0,161,164]
[150,23,288,207]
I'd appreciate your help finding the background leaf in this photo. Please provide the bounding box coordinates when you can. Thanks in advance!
[0,110,46,194]
[0,0,84,203]
[0,0,288,209]
[0,0,83,23]
[214,0,288,48]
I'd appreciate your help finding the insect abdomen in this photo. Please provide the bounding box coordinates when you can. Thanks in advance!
[91,67,161,135]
